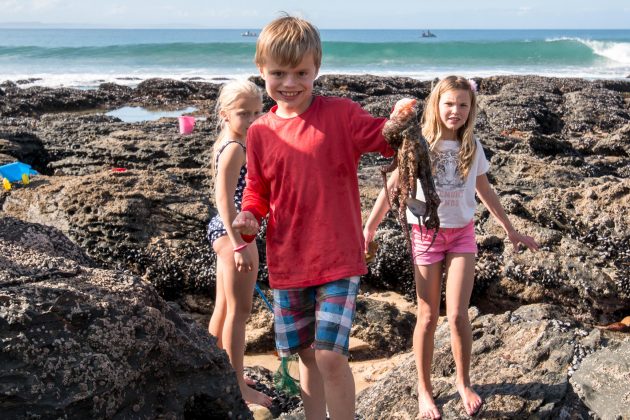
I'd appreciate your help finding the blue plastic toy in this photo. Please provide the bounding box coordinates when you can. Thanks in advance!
[0,162,38,190]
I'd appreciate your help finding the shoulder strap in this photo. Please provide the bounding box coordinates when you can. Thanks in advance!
[216,140,246,165]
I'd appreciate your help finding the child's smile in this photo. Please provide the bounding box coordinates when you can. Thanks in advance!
[259,54,318,118]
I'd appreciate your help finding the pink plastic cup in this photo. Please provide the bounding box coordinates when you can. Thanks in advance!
[178,116,195,134]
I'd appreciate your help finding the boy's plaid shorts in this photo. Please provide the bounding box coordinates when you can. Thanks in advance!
[272,276,360,357]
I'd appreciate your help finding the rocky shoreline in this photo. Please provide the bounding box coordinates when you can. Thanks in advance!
[1,74,629,419]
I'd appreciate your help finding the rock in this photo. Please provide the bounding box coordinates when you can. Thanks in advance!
[0,217,252,419]
[352,296,415,357]
[2,171,216,298]
[0,74,628,324]
[250,404,274,420]
[356,304,602,419]
[570,340,630,420]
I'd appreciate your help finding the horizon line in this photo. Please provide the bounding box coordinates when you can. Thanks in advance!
[0,23,629,31]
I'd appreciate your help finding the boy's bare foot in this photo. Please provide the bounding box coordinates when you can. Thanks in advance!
[456,384,483,417]
[241,385,273,408]
[417,389,441,419]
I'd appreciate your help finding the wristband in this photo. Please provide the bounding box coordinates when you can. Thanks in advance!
[233,243,248,252]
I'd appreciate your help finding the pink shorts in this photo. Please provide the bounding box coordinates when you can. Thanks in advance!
[411,220,477,265]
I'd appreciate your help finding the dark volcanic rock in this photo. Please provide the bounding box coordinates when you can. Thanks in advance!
[0,74,628,326]
[0,217,252,419]
[2,170,217,299]
[356,304,624,419]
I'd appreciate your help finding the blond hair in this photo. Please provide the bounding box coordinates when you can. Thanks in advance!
[421,75,478,180]
[212,80,262,178]
[254,14,322,70]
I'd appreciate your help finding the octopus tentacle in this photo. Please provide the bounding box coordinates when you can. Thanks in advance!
[382,102,441,255]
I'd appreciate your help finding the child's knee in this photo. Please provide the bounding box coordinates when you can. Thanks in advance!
[298,347,317,366]
[314,349,348,374]
[447,311,469,330]
[416,309,439,331]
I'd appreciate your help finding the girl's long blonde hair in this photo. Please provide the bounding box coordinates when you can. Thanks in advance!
[211,80,262,178]
[421,76,478,180]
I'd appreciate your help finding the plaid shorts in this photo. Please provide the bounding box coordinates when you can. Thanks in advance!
[273,276,360,357]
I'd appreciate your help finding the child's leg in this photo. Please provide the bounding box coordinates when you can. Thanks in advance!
[312,276,360,420]
[414,262,444,420]
[315,349,355,420]
[297,347,326,419]
[208,252,226,348]
[273,286,325,417]
[444,253,482,416]
[215,237,272,407]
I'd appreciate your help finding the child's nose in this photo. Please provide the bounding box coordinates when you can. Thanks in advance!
[284,74,297,86]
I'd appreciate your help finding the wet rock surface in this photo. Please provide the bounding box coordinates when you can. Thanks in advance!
[0,75,629,417]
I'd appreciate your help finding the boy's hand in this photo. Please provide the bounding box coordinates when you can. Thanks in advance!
[232,211,260,236]
[383,98,418,150]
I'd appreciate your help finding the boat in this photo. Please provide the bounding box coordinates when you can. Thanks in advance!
[421,30,436,38]
[241,31,257,37]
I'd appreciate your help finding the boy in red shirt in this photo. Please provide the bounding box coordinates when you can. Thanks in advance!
[233,15,413,419]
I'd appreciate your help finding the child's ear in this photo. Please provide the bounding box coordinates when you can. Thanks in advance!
[258,67,265,80]
[219,109,228,122]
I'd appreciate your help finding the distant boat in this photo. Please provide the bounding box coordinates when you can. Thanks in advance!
[421,30,436,38]
[241,31,257,37]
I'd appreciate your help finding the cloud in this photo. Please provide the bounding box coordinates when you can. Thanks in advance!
[31,0,62,10]
[517,6,532,15]
[105,4,129,17]
[0,0,62,13]
[0,0,23,11]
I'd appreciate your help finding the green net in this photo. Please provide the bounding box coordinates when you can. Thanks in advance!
[273,354,300,396]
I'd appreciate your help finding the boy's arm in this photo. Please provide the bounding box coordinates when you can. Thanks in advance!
[347,101,394,157]
[233,132,270,241]
[348,98,417,157]
[475,174,539,252]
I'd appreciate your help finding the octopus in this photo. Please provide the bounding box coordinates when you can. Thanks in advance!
[382,99,440,254]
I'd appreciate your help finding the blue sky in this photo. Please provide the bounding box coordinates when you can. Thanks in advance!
[0,0,628,29]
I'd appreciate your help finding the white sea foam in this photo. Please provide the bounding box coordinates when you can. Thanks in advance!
[582,40,630,65]
[1,66,629,90]
[546,37,630,65]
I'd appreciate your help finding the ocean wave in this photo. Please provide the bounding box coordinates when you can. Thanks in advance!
[545,37,630,65]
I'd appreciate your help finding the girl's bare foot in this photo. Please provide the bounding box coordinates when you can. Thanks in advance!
[241,385,273,408]
[456,384,483,416]
[417,389,441,419]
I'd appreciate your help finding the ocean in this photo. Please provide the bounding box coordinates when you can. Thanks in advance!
[1,28,629,88]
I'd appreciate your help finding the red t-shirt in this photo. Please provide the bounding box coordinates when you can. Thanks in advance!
[242,96,393,289]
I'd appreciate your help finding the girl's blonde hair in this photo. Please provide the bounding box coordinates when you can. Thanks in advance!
[421,75,478,180]
[212,80,262,177]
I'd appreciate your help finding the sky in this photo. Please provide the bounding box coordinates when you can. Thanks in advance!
[0,0,628,29]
